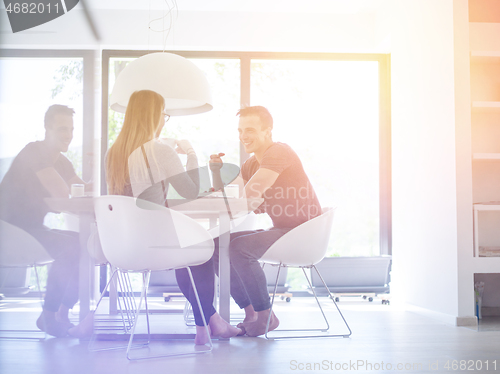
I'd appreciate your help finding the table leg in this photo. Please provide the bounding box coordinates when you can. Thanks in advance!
[218,212,231,322]
[109,268,118,315]
[78,213,94,321]
[208,217,219,308]
[209,217,217,230]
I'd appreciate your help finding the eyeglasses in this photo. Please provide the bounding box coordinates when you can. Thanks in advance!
[163,111,170,123]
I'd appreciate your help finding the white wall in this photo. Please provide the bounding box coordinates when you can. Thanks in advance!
[453,0,476,321]
[388,0,460,321]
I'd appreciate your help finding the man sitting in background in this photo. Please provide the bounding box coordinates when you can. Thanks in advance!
[0,105,89,337]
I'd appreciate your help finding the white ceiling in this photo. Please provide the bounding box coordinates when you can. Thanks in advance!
[0,0,389,52]
[82,0,380,13]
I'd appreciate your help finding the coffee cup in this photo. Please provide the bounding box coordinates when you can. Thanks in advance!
[225,184,239,199]
[71,184,85,198]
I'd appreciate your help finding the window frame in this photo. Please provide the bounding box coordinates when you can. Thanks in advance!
[0,49,97,183]
[101,50,391,256]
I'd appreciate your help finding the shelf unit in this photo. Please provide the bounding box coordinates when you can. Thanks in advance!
[473,204,500,257]
[464,0,500,320]
[472,101,500,112]
[471,50,500,63]
[470,21,500,261]
[472,153,500,160]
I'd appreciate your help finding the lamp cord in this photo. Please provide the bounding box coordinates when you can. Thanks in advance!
[147,0,178,52]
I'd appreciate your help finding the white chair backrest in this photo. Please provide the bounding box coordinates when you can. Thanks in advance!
[0,220,53,267]
[94,196,214,272]
[260,207,336,267]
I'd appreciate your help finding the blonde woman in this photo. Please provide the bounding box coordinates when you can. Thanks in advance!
[106,90,241,344]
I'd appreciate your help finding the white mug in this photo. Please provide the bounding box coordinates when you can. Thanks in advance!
[71,184,85,197]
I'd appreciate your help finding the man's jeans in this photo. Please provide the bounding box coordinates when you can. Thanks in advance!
[213,228,290,312]
[25,227,80,312]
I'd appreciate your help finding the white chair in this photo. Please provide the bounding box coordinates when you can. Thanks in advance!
[93,195,215,360]
[86,222,139,338]
[0,220,53,340]
[259,207,352,339]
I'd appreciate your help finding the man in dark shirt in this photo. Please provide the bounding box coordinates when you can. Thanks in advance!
[213,106,321,337]
[0,105,89,337]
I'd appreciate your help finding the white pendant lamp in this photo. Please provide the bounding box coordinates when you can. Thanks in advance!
[109,52,213,116]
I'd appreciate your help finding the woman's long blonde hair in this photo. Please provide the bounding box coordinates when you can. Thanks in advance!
[106,90,165,195]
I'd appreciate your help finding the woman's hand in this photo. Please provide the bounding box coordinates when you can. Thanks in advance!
[176,139,196,155]
[209,153,225,191]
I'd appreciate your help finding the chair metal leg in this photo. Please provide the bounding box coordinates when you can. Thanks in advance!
[302,267,330,332]
[143,272,151,337]
[183,300,195,326]
[0,265,47,341]
[91,267,134,333]
[33,266,43,305]
[116,271,135,331]
[311,265,352,337]
[125,271,150,360]
[126,268,212,360]
[88,268,117,351]
[115,272,128,331]
[123,272,137,328]
[88,269,146,352]
[116,271,136,331]
[264,264,352,340]
[88,269,137,351]
[264,264,281,339]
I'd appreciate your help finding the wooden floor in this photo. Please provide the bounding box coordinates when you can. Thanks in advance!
[1,296,500,374]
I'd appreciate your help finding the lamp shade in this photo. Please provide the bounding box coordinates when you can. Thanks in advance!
[109,52,213,116]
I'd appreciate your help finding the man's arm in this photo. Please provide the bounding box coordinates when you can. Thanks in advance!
[243,168,279,199]
[209,153,278,198]
[36,167,70,198]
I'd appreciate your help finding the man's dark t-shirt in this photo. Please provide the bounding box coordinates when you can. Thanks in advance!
[0,141,76,229]
[241,142,321,229]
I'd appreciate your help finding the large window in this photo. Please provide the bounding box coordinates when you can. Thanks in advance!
[0,57,84,180]
[0,50,95,291]
[251,60,380,257]
[102,51,391,258]
[0,51,95,230]
[106,57,241,166]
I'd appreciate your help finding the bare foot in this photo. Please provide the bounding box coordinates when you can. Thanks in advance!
[236,323,246,336]
[236,304,258,335]
[241,310,279,337]
[267,311,280,332]
[194,325,211,345]
[208,312,242,338]
[68,313,94,339]
[55,310,75,330]
[36,311,69,338]
[242,304,258,323]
